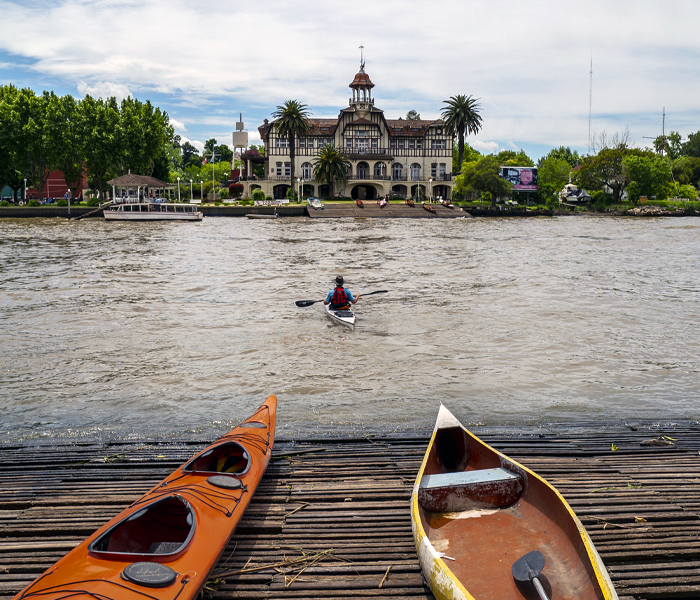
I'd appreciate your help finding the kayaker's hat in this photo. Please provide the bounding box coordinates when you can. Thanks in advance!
[335,275,344,286]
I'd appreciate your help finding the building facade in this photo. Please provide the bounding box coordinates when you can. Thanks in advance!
[250,64,455,201]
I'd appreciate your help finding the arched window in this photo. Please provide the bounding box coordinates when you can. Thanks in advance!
[374,162,386,178]
[411,164,421,180]
[301,162,312,179]
[357,162,369,179]
[392,163,403,180]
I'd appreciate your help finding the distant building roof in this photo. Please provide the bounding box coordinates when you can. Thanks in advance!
[108,174,172,187]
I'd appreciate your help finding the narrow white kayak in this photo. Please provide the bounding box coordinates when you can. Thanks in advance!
[324,303,356,327]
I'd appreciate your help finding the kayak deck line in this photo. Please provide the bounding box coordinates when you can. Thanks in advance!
[2,421,700,600]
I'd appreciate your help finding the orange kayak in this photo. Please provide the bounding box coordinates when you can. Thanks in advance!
[412,404,617,600]
[14,396,277,600]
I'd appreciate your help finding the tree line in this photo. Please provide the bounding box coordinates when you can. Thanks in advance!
[455,129,700,207]
[0,86,173,200]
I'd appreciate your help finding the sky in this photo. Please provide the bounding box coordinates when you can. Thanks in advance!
[1,0,699,161]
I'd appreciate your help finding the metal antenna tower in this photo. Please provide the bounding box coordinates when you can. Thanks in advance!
[588,56,593,154]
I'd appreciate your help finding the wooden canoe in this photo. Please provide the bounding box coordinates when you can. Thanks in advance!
[356,199,364,208]
[441,200,454,209]
[422,202,436,214]
[406,199,415,207]
[412,405,618,600]
[14,396,277,600]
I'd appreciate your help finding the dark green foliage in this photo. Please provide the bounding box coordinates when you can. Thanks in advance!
[681,131,700,158]
[538,146,581,168]
[252,189,266,202]
[455,155,512,206]
[312,143,349,197]
[272,100,311,192]
[56,199,68,206]
[86,196,101,206]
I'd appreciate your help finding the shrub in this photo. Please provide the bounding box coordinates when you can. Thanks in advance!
[228,183,244,198]
[0,200,10,206]
[265,196,273,201]
[252,189,266,202]
[28,200,40,206]
[86,197,101,206]
[218,188,230,200]
[285,188,298,201]
[56,199,68,206]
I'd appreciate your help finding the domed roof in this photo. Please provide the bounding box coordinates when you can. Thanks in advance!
[349,68,375,89]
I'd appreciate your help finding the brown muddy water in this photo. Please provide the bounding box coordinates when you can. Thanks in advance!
[1,215,699,443]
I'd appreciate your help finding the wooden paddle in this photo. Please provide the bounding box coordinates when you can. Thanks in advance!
[295,290,388,308]
[512,550,549,600]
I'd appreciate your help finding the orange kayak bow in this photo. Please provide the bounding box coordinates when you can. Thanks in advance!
[14,395,277,600]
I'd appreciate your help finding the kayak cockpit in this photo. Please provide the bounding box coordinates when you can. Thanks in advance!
[89,496,195,557]
[183,442,250,475]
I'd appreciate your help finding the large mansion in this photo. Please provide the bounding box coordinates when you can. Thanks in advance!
[246,63,455,201]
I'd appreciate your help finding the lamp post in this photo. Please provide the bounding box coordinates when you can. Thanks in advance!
[23,178,26,202]
[297,177,301,202]
[189,179,193,202]
[429,178,433,203]
[177,177,181,202]
[200,178,203,203]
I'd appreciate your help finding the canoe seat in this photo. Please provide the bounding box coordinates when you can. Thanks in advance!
[418,467,523,512]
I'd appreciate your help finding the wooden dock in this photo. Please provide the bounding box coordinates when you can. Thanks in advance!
[2,422,699,600]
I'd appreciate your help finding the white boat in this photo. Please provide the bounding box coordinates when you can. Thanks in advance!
[104,202,203,221]
[324,303,355,327]
[307,197,324,210]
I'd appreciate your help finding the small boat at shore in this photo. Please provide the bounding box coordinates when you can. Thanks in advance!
[422,202,436,214]
[412,404,618,600]
[441,200,454,209]
[406,198,415,207]
[324,303,355,328]
[307,197,324,210]
[379,198,389,208]
[246,211,279,219]
[104,202,203,221]
[356,199,364,208]
[15,397,277,600]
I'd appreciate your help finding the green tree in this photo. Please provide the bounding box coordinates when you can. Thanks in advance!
[312,143,349,197]
[622,154,672,200]
[117,97,173,176]
[272,100,310,193]
[80,95,120,199]
[672,156,700,187]
[498,149,534,167]
[455,155,511,206]
[406,110,421,120]
[574,147,630,202]
[682,131,700,158]
[0,85,24,200]
[181,142,201,168]
[452,142,481,174]
[537,156,571,204]
[538,146,581,168]
[10,89,57,200]
[653,131,682,159]
[441,95,482,174]
[47,93,84,199]
[666,181,698,200]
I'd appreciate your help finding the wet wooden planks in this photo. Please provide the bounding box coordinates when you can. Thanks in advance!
[1,422,699,600]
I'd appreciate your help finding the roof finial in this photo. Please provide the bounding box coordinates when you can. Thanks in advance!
[359,43,365,71]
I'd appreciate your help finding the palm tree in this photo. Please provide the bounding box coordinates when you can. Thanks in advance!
[272,100,310,197]
[312,143,349,197]
[441,95,483,174]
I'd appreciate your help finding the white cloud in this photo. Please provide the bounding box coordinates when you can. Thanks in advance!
[507,141,519,151]
[2,0,699,156]
[169,118,186,132]
[472,140,500,154]
[77,80,131,102]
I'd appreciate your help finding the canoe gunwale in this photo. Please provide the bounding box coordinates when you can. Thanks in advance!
[411,404,618,600]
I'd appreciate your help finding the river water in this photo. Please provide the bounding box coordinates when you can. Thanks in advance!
[1,215,699,443]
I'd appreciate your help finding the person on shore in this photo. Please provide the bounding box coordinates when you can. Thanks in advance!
[324,275,360,310]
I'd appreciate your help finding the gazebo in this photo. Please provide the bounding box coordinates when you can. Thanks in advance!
[107,174,174,203]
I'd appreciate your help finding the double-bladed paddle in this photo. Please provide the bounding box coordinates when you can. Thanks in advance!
[512,550,549,600]
[295,290,388,308]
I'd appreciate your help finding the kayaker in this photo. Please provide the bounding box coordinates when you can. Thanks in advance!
[324,275,360,310]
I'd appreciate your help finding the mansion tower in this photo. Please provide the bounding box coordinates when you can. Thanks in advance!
[250,63,455,201]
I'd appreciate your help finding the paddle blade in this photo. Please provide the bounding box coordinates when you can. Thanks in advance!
[362,290,389,296]
[512,550,545,582]
[295,300,321,307]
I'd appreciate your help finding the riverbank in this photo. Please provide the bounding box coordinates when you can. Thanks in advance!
[1,422,699,600]
[2,203,698,219]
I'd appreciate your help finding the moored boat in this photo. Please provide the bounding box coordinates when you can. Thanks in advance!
[356,199,364,208]
[324,302,356,327]
[412,404,618,600]
[422,202,436,214]
[246,211,279,219]
[307,197,324,210]
[104,202,203,221]
[441,200,454,209]
[406,198,415,207]
[15,396,277,600]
